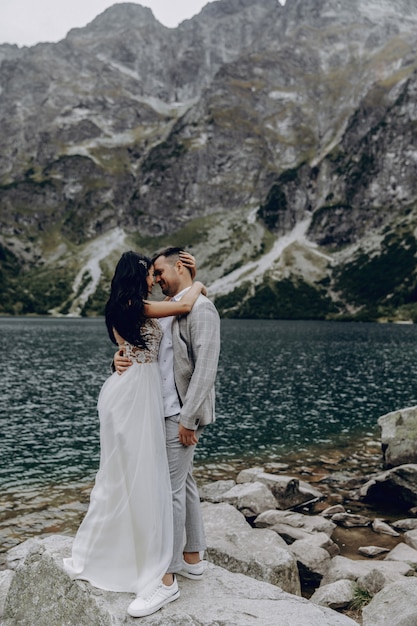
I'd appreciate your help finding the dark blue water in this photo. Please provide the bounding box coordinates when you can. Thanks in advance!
[1,317,417,491]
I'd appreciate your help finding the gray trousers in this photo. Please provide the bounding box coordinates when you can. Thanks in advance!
[164,414,206,573]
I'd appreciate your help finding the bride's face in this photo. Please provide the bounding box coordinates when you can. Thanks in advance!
[146,267,154,295]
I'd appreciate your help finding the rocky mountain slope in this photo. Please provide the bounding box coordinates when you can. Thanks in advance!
[1,0,416,319]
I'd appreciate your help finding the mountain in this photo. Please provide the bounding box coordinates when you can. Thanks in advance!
[1,0,417,320]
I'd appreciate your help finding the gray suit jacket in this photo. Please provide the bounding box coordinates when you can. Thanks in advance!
[172,294,220,431]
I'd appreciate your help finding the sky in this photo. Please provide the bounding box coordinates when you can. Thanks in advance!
[0,0,285,48]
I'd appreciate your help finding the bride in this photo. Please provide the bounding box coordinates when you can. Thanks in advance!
[64,250,204,616]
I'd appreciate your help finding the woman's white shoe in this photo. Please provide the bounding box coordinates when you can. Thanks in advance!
[127,577,180,617]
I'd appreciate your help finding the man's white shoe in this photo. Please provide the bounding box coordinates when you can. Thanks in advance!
[177,559,206,580]
[127,577,180,617]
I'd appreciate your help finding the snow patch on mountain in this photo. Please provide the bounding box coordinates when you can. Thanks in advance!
[65,228,126,316]
[210,218,331,296]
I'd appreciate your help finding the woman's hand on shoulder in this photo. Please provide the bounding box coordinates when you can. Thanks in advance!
[194,280,207,296]
[179,251,196,280]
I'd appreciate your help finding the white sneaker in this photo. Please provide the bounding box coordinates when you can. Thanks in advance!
[127,577,180,618]
[177,559,206,580]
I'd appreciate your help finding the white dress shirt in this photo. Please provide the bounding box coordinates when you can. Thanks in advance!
[157,287,190,417]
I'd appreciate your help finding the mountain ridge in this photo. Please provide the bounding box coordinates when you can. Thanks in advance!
[0,0,416,320]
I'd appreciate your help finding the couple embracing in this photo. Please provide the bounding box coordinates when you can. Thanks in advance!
[64,247,221,618]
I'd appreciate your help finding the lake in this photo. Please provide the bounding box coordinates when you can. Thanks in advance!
[1,317,417,493]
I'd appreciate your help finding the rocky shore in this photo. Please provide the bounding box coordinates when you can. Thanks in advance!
[2,406,417,624]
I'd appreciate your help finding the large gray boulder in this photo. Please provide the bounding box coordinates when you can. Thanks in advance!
[199,479,237,503]
[255,509,336,537]
[0,570,14,619]
[288,538,332,586]
[385,542,417,563]
[255,511,340,558]
[238,470,323,510]
[310,579,356,610]
[362,578,417,626]
[1,535,358,626]
[357,464,417,510]
[220,480,278,517]
[320,555,413,587]
[202,502,301,595]
[378,406,417,468]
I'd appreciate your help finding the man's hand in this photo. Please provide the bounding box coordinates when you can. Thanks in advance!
[178,423,198,446]
[114,349,132,375]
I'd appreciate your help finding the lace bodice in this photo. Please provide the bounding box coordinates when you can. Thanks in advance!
[121,319,162,364]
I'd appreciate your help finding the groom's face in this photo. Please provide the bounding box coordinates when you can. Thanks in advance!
[153,256,181,297]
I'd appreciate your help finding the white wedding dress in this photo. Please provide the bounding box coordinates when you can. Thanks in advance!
[64,319,173,597]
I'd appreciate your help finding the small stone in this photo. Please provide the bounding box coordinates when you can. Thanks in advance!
[331,512,372,527]
[320,505,346,517]
[358,546,390,557]
[327,494,345,505]
[264,462,290,472]
[372,519,400,536]
[393,518,417,531]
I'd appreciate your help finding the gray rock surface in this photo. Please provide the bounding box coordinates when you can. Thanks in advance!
[385,542,417,563]
[220,481,278,516]
[331,512,372,527]
[378,406,417,468]
[310,579,356,610]
[404,528,417,550]
[199,479,236,503]
[288,538,331,585]
[5,461,417,624]
[254,473,324,509]
[357,569,386,596]
[357,464,417,510]
[255,509,336,536]
[1,535,358,626]
[320,555,413,587]
[358,546,390,558]
[371,518,400,536]
[236,467,266,483]
[392,518,417,531]
[320,504,346,517]
[0,570,14,619]
[264,522,316,544]
[202,502,301,595]
[362,577,417,626]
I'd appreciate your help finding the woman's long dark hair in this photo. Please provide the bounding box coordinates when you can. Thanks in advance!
[105,251,151,348]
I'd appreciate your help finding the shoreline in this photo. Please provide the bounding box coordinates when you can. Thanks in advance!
[1,433,402,570]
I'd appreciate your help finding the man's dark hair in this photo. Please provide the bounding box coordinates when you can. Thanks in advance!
[151,246,184,265]
[151,246,194,278]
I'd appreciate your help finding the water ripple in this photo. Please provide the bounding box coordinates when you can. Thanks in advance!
[1,317,417,490]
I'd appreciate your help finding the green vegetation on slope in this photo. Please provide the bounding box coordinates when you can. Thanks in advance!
[333,232,417,321]
[216,277,336,320]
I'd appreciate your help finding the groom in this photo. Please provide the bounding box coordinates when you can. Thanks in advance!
[115,247,221,617]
